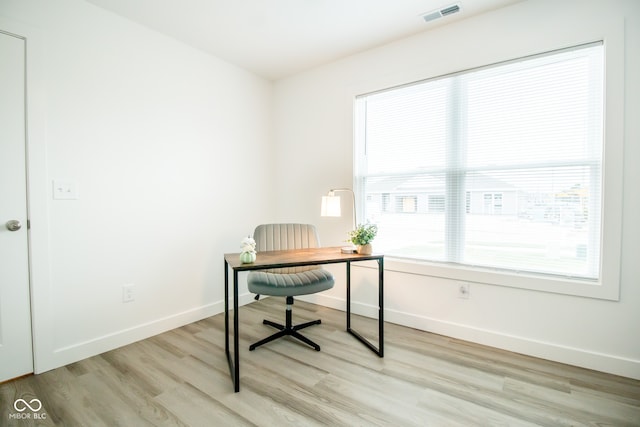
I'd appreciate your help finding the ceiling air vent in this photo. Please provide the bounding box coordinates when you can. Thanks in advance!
[422,3,461,23]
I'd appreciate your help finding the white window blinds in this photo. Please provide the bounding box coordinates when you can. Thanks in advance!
[355,42,604,280]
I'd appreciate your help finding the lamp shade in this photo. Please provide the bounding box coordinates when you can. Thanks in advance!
[320,195,341,217]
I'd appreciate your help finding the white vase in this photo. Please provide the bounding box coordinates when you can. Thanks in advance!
[356,244,372,255]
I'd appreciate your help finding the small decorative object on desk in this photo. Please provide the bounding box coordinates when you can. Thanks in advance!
[239,236,257,263]
[348,223,378,255]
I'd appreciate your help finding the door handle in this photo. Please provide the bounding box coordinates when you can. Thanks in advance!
[5,220,22,231]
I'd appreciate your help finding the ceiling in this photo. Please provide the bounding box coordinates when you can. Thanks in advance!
[84,0,523,80]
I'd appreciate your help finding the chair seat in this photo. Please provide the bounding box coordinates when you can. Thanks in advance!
[248,268,334,297]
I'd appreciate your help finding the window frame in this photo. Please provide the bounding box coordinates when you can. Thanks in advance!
[352,37,624,301]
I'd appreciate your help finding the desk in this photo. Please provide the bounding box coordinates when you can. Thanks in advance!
[224,247,384,392]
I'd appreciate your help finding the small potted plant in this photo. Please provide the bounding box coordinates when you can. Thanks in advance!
[348,223,378,254]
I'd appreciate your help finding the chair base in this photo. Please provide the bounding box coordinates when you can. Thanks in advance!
[249,296,322,351]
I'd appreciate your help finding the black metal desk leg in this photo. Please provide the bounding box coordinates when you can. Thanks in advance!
[224,260,229,354]
[346,257,384,357]
[378,257,384,357]
[224,260,241,392]
[233,269,240,392]
[346,261,351,330]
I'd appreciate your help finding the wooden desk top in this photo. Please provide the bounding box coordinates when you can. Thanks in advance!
[224,247,383,271]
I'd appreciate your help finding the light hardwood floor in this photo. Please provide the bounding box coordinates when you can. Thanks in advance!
[2,298,639,426]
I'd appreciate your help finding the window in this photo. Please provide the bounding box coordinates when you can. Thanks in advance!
[355,42,604,280]
[400,196,417,213]
[428,195,445,213]
[482,193,503,215]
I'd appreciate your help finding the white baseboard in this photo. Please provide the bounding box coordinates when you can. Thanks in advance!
[44,292,639,380]
[300,293,640,380]
[44,293,256,373]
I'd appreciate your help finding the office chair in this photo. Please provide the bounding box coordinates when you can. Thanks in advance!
[248,224,335,351]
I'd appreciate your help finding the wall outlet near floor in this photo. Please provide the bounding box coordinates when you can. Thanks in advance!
[458,282,470,299]
[122,284,135,303]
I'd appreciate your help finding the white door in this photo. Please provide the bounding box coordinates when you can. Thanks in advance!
[0,30,34,382]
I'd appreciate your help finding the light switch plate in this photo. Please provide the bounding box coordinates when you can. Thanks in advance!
[53,180,79,200]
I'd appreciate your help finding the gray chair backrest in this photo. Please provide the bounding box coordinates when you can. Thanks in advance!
[253,224,321,274]
[253,224,321,252]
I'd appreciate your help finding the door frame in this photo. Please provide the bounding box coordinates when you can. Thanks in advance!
[0,17,53,375]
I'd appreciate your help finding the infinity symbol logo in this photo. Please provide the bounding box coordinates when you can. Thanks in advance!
[14,398,42,412]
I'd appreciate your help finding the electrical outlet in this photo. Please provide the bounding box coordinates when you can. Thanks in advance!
[122,284,135,303]
[458,282,470,299]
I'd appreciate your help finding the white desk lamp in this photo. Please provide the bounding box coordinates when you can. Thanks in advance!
[321,188,357,253]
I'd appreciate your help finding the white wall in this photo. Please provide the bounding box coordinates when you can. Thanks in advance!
[1,0,273,372]
[274,0,640,379]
